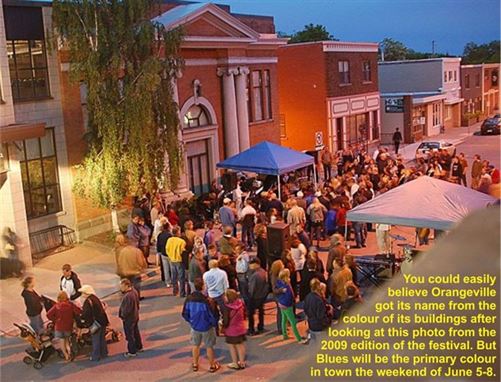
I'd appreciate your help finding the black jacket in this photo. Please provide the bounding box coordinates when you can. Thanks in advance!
[248,267,269,300]
[21,289,43,317]
[82,294,109,327]
[303,292,331,332]
[156,231,172,256]
[119,288,140,322]
[59,272,82,300]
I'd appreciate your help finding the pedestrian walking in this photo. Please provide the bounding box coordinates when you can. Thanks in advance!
[392,128,403,154]
[119,278,143,358]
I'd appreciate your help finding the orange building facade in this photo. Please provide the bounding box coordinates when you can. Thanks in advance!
[278,41,381,153]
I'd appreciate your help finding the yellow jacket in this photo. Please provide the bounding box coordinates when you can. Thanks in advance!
[166,236,186,263]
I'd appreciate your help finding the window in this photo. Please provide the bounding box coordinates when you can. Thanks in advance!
[263,70,272,119]
[338,60,350,85]
[279,114,286,138]
[475,74,480,87]
[251,71,263,121]
[371,110,379,140]
[346,113,367,144]
[19,128,62,219]
[448,71,453,81]
[7,40,50,101]
[432,103,441,126]
[362,61,371,82]
[246,69,273,122]
[465,74,470,89]
[444,71,447,83]
[453,71,457,82]
[183,105,210,128]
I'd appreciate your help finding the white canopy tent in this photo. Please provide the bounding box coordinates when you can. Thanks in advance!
[347,176,497,231]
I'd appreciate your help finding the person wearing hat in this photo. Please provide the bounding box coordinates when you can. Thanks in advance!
[219,198,235,232]
[295,191,307,210]
[79,285,109,361]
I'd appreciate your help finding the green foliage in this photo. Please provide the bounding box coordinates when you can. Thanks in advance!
[380,38,454,61]
[52,0,184,208]
[462,41,500,64]
[288,24,337,44]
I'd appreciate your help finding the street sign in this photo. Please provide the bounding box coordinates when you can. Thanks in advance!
[315,131,324,150]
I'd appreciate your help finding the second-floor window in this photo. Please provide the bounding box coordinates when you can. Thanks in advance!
[475,74,480,87]
[338,60,350,85]
[247,70,272,122]
[7,40,50,101]
[362,61,371,82]
[465,74,470,88]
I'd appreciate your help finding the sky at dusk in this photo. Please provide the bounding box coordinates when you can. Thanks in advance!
[199,0,500,55]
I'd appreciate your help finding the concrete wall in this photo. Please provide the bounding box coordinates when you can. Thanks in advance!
[378,60,442,93]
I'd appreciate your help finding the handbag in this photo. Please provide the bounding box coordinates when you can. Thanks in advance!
[89,320,101,334]
[88,298,102,334]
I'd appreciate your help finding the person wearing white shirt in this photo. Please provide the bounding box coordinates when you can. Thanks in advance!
[240,200,257,250]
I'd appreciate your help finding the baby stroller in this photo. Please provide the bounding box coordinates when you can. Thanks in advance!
[14,323,57,370]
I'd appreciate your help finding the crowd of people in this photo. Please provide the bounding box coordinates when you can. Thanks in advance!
[20,141,498,372]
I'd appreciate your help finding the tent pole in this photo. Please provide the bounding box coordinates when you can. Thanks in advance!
[313,163,317,189]
[277,175,281,201]
[344,220,348,242]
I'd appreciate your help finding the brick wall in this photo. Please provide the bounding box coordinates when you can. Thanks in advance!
[232,13,275,34]
[278,43,327,151]
[325,51,379,98]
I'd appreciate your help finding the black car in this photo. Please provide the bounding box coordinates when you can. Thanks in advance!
[480,115,501,135]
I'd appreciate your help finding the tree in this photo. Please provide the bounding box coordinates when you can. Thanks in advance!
[462,41,500,64]
[52,0,184,209]
[379,38,408,61]
[288,24,337,44]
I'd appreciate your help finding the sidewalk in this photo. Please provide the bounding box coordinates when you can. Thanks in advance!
[384,122,480,163]
[0,240,158,334]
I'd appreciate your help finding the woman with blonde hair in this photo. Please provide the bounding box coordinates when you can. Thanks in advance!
[275,269,307,344]
[303,279,333,341]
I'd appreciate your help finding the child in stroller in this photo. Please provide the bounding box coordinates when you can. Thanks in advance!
[14,322,57,370]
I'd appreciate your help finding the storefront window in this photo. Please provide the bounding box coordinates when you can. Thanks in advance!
[346,113,367,144]
[19,128,62,219]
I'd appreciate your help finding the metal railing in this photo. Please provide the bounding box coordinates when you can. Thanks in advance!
[29,225,76,259]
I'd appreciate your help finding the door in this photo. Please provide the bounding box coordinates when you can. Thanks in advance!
[336,117,344,151]
[186,139,211,196]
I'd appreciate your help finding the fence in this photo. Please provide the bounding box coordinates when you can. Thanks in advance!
[29,225,76,260]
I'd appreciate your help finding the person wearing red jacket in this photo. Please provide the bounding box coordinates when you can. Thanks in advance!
[47,291,82,361]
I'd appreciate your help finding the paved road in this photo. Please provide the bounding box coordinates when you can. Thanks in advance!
[455,133,500,185]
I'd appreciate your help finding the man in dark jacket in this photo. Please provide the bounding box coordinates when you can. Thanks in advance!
[119,278,142,358]
[247,258,269,335]
[60,264,82,301]
[79,285,109,361]
[182,278,220,372]
[156,223,172,287]
[392,128,403,154]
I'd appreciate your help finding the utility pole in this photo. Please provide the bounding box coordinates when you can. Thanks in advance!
[432,40,436,56]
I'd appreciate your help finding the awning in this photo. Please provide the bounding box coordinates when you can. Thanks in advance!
[0,123,46,143]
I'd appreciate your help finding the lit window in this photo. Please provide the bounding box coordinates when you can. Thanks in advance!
[183,104,210,128]
[362,61,371,82]
[19,128,62,219]
[7,40,50,101]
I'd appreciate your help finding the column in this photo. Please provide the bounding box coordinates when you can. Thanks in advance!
[235,66,250,151]
[218,67,240,157]
[170,73,190,196]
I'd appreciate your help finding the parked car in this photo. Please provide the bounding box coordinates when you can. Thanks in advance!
[480,115,501,135]
[415,141,456,160]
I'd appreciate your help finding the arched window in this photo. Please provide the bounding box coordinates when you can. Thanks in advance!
[183,105,211,128]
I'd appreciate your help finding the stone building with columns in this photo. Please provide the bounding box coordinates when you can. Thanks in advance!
[0,0,285,264]
[278,41,381,153]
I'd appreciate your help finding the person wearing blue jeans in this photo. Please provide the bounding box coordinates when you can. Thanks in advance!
[119,279,143,357]
[79,285,109,361]
[353,222,366,248]
[170,262,186,297]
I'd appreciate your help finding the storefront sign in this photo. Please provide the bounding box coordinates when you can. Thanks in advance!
[385,97,404,113]
[315,131,324,150]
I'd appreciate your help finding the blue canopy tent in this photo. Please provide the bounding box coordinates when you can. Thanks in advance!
[216,141,316,199]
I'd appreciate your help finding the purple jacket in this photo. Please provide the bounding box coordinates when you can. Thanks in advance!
[223,299,247,337]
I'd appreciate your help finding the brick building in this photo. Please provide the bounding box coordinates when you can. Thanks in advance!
[0,0,285,265]
[278,41,381,153]
[460,63,499,121]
